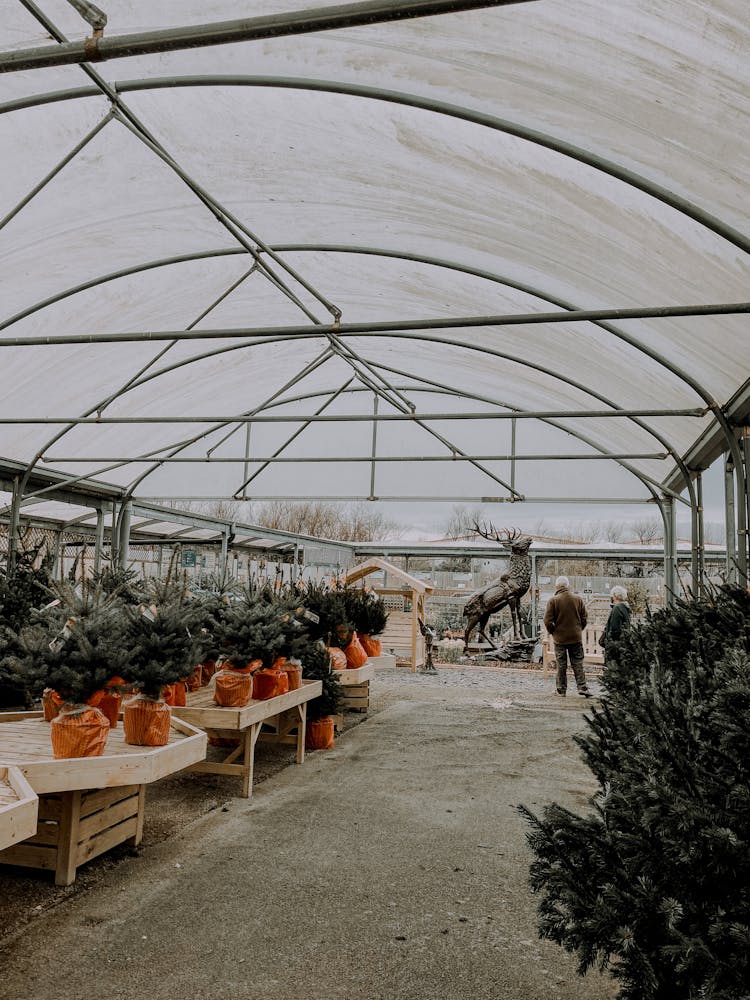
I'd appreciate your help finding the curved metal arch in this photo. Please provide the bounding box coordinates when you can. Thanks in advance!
[1,74,749,259]
[8,244,693,528]
[91,328,685,505]
[1,242,690,466]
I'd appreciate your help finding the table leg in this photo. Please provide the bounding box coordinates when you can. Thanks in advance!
[241,722,262,799]
[130,785,146,846]
[296,703,307,765]
[55,790,82,887]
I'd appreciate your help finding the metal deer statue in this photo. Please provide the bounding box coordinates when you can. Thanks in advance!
[462,524,533,652]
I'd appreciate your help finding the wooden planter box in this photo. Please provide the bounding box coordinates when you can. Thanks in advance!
[0,711,206,884]
[0,765,38,852]
[172,679,322,799]
[333,661,375,729]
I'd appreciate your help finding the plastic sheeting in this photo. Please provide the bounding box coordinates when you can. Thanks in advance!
[1,1,748,508]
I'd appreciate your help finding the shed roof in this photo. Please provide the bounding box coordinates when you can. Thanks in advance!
[1,1,748,515]
[345,556,433,593]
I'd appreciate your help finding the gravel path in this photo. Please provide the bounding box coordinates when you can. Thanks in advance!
[0,664,613,999]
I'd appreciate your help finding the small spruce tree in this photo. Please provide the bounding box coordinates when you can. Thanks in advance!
[519,586,750,1000]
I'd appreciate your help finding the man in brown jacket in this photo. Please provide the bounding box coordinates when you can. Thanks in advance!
[543,576,592,698]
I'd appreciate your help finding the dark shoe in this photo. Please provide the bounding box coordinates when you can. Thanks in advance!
[555,690,566,697]
[579,689,594,698]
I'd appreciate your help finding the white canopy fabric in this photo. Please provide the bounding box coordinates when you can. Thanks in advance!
[1,1,749,511]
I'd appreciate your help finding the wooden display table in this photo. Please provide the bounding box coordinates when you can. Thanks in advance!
[367,654,397,669]
[0,711,206,885]
[172,679,322,799]
[0,765,38,852]
[333,660,375,730]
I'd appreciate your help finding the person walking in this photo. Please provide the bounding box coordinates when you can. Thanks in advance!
[544,576,592,698]
[600,585,632,663]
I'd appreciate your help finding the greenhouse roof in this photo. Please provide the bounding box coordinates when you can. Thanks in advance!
[1,0,749,521]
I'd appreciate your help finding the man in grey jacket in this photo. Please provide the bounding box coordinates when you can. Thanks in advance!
[543,576,592,698]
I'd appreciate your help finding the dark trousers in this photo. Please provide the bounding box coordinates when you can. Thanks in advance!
[554,642,589,694]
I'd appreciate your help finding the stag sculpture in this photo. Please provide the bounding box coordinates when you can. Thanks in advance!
[462,524,533,652]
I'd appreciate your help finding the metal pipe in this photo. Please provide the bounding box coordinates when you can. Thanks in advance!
[743,428,750,581]
[724,455,737,583]
[139,494,660,504]
[117,500,132,570]
[2,302,749,347]
[0,112,112,233]
[696,469,705,596]
[0,1,536,73]
[660,496,678,603]
[370,395,379,500]
[94,507,105,574]
[43,451,671,463]
[4,408,705,422]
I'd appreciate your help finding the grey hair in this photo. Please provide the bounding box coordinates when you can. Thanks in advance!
[555,575,570,589]
[611,585,628,601]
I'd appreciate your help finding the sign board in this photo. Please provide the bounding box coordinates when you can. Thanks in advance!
[182,550,197,567]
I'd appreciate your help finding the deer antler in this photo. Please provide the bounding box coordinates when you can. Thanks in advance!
[472,520,505,543]
[472,522,525,545]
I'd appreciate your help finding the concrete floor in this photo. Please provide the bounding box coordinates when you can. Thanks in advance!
[0,671,615,999]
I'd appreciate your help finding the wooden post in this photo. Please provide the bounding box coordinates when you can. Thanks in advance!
[411,588,418,672]
[296,703,307,765]
[55,790,82,886]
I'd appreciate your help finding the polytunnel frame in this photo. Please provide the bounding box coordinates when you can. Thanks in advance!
[1,7,749,593]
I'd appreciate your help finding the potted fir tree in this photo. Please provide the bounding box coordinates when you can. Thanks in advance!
[7,585,131,758]
[213,602,288,705]
[299,640,343,750]
[122,581,201,745]
[352,589,389,658]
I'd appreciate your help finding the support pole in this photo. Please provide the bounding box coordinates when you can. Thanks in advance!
[6,477,22,572]
[530,550,537,639]
[742,427,750,582]
[94,507,105,575]
[734,435,749,585]
[695,470,705,597]
[219,528,228,576]
[725,455,738,583]
[661,495,677,603]
[117,501,132,571]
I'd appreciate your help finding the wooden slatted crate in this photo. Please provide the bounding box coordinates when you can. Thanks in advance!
[0,765,38,852]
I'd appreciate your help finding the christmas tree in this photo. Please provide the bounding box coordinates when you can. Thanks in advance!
[519,585,750,999]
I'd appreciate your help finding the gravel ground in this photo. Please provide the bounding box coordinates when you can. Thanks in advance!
[0,662,610,1000]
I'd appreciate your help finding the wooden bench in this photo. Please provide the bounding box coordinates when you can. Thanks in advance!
[0,765,38,852]
[0,711,206,885]
[172,679,322,799]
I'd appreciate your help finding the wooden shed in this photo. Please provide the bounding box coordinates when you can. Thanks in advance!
[344,558,434,671]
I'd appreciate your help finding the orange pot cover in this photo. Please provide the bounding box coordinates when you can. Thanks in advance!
[200,660,216,686]
[305,716,335,751]
[214,669,254,707]
[50,705,110,759]
[327,646,348,671]
[271,655,287,670]
[185,668,203,692]
[42,688,64,722]
[345,634,368,669]
[98,690,122,728]
[359,634,382,657]
[284,664,302,691]
[253,669,289,701]
[123,697,171,746]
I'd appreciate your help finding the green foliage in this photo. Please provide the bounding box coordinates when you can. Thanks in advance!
[519,586,750,999]
[297,579,352,646]
[215,602,290,669]
[298,639,343,720]
[348,589,389,637]
[4,582,131,704]
[0,546,53,706]
[90,565,146,604]
[123,580,202,698]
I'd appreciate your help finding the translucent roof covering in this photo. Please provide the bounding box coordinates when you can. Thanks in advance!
[1,1,749,516]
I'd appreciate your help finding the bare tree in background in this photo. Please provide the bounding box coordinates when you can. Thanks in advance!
[443,504,488,539]
[251,500,401,542]
[628,516,662,543]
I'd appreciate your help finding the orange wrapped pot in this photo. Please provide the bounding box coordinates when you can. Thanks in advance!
[253,668,289,701]
[305,716,335,751]
[200,660,216,686]
[50,704,110,759]
[214,668,254,707]
[42,688,64,722]
[359,634,382,657]
[344,633,368,669]
[98,690,122,728]
[327,646,348,671]
[122,696,172,746]
[185,668,203,692]
[284,664,302,691]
